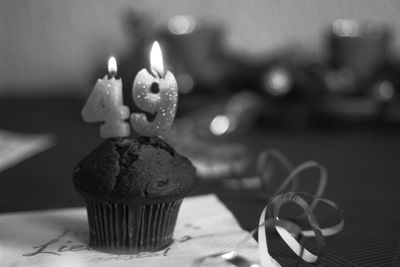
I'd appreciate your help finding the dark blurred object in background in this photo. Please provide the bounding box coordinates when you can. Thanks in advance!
[317,19,400,126]
[328,19,391,93]
[117,10,153,111]
[157,15,240,94]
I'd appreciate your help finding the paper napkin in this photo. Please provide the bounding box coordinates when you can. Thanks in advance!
[0,194,259,267]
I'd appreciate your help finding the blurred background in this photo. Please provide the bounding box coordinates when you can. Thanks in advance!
[1,0,400,95]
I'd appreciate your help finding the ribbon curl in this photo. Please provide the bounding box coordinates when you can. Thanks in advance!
[253,150,343,266]
[197,149,344,267]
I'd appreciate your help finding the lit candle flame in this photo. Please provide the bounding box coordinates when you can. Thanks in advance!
[108,56,117,77]
[150,41,164,78]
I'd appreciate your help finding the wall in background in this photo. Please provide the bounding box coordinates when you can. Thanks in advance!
[1,0,400,95]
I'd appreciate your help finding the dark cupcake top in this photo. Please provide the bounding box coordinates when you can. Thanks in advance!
[73,137,196,204]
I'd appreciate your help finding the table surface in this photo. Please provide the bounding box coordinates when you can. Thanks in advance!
[1,96,400,266]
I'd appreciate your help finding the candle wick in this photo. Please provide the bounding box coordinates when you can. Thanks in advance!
[151,68,164,79]
[156,69,163,79]
[108,71,117,79]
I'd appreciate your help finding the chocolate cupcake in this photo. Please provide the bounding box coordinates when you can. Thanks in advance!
[73,137,196,253]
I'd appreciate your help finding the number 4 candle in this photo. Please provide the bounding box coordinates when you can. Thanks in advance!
[81,57,131,138]
[131,41,178,137]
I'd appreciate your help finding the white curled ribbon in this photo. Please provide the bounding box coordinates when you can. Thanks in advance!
[196,149,344,267]
[257,149,297,193]
[256,192,343,266]
[255,150,344,266]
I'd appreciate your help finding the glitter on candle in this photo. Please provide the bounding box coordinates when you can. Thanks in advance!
[131,69,178,137]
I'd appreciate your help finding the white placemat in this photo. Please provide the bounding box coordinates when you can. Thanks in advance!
[0,194,259,267]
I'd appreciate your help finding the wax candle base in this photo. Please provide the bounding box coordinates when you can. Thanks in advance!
[131,70,178,137]
[100,122,131,138]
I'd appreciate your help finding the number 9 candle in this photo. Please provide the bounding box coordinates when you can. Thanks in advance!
[131,41,178,137]
[81,57,131,138]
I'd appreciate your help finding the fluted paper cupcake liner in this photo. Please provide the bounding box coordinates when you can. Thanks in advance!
[85,198,182,253]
